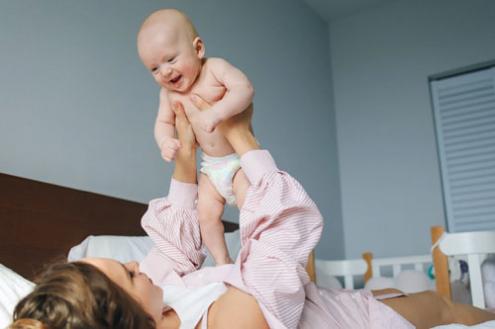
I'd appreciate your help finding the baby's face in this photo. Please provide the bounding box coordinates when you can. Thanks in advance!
[138,24,203,93]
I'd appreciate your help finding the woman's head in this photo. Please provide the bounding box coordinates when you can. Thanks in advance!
[82,258,164,322]
[10,261,157,329]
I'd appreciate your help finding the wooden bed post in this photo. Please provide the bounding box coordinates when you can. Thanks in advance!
[307,251,316,282]
[362,251,373,283]
[431,226,451,300]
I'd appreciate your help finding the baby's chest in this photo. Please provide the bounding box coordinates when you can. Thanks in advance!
[169,78,225,119]
[170,64,225,102]
[192,74,226,103]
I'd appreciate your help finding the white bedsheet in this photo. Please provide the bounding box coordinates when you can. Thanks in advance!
[0,264,34,329]
[434,322,495,328]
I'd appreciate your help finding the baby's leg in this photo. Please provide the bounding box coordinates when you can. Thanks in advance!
[380,290,495,329]
[198,173,232,265]
[232,169,250,209]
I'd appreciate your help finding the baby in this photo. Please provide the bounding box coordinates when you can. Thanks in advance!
[137,9,253,265]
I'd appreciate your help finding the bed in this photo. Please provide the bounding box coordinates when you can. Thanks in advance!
[1,172,495,329]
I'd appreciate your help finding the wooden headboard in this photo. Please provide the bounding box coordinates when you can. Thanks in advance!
[0,173,238,280]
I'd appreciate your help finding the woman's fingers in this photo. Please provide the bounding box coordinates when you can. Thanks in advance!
[190,94,212,111]
[173,101,186,119]
[173,101,196,148]
[173,102,189,130]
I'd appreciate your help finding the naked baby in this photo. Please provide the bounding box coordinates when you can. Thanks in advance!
[137,9,253,265]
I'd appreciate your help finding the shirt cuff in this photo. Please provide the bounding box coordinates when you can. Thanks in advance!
[168,179,197,209]
[240,149,278,185]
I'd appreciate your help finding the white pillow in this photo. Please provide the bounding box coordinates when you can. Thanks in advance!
[68,230,241,268]
[364,276,396,291]
[68,235,154,263]
[0,264,35,329]
[364,270,433,293]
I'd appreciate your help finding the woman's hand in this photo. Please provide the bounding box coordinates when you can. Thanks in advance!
[190,94,259,156]
[173,102,196,152]
[172,102,197,184]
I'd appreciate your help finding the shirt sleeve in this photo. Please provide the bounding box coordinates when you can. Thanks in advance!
[237,150,324,329]
[139,179,205,285]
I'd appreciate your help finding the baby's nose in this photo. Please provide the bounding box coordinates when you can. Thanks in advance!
[160,65,173,77]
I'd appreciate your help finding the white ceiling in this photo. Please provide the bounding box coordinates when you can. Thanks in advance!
[303,0,395,22]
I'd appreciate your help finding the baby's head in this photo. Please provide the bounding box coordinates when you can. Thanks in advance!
[137,9,204,93]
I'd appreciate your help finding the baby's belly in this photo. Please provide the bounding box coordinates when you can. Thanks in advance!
[194,127,234,156]
[170,92,234,157]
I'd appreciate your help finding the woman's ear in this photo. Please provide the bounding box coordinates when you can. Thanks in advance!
[193,37,205,59]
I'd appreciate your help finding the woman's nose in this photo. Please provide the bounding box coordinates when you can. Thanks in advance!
[126,261,139,271]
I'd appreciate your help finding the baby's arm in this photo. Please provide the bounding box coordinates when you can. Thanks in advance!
[155,88,180,162]
[199,58,254,132]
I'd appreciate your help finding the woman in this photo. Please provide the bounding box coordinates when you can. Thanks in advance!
[10,96,495,329]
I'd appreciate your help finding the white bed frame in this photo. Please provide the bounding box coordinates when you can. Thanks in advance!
[434,228,495,308]
[315,257,367,289]
[316,226,495,309]
[316,253,432,290]
[369,254,432,280]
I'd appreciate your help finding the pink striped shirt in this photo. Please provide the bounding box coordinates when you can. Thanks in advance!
[139,150,414,329]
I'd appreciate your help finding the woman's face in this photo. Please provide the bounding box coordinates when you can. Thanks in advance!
[81,258,164,322]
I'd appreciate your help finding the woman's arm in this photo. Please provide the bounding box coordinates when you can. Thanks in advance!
[190,95,323,329]
[139,103,205,284]
[155,89,181,162]
[172,102,197,183]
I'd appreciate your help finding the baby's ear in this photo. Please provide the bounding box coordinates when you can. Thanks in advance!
[193,37,205,59]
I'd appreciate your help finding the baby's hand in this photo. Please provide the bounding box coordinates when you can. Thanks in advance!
[159,137,181,162]
[198,110,222,133]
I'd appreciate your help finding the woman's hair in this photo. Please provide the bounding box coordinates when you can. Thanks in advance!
[9,262,156,329]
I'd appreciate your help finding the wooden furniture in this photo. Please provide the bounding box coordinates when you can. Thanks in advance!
[0,173,237,280]
[431,226,451,300]
[307,251,316,282]
[431,225,495,308]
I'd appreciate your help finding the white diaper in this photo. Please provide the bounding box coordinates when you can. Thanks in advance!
[200,153,241,205]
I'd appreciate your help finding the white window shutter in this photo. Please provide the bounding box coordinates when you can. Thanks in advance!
[430,67,495,232]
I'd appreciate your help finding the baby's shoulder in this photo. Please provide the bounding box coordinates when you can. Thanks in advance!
[203,57,236,72]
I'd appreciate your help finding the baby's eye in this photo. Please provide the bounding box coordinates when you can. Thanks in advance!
[151,67,158,73]
[168,57,176,63]
[128,269,136,278]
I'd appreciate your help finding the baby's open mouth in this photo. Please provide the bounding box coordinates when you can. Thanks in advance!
[170,75,182,84]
